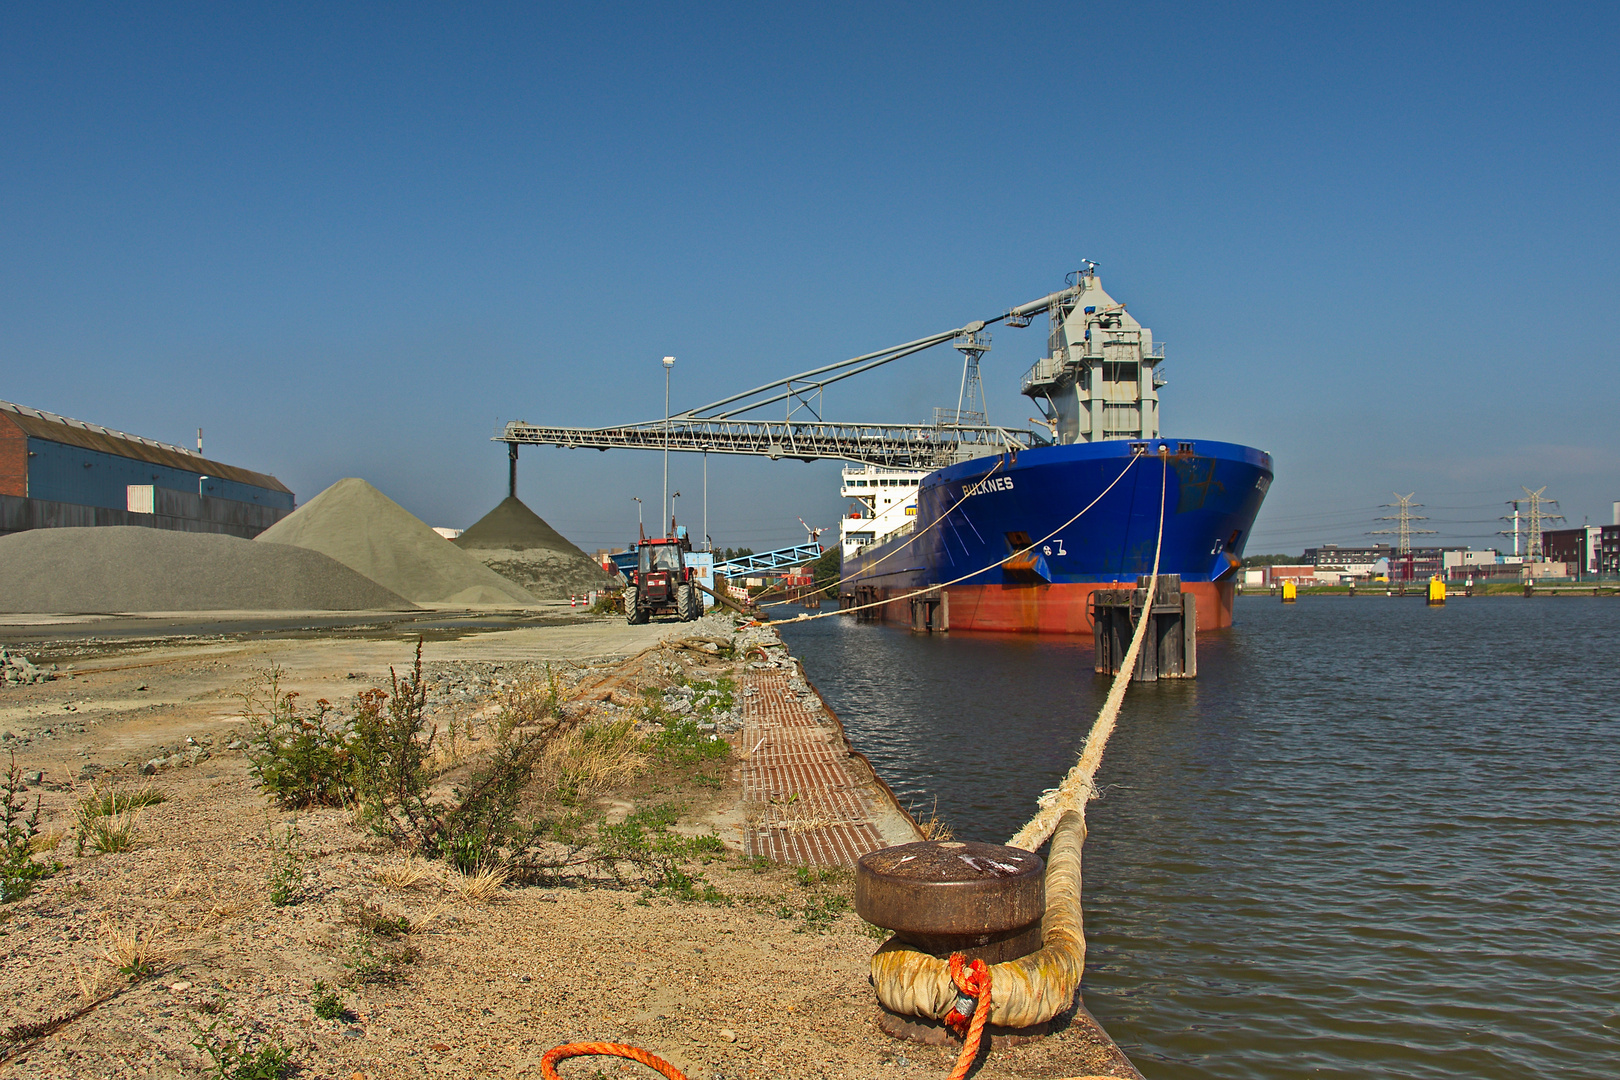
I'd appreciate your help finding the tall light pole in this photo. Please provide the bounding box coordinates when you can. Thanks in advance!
[632,496,642,540]
[662,355,675,534]
[702,449,709,552]
[671,491,681,533]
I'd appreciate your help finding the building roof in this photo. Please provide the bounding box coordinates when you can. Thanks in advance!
[0,399,292,494]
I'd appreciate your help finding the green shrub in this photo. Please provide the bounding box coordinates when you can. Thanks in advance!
[2,752,59,902]
[243,668,356,810]
[351,641,549,874]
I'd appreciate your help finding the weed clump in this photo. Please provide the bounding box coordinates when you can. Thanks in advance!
[190,1014,292,1080]
[242,667,356,809]
[309,979,348,1021]
[266,821,307,906]
[2,751,60,902]
[597,804,729,902]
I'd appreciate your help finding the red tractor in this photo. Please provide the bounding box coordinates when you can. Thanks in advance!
[625,532,703,624]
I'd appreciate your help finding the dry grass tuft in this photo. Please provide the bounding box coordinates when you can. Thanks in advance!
[410,899,451,933]
[99,920,170,981]
[83,811,142,854]
[29,829,66,854]
[74,961,117,1003]
[540,718,646,801]
[447,864,509,903]
[374,857,433,890]
[913,797,954,842]
[774,814,848,834]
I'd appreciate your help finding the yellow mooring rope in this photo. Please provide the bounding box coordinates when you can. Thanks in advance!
[869,448,1171,1037]
[1010,447,1169,851]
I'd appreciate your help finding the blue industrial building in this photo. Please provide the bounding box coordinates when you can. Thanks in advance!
[1,399,295,538]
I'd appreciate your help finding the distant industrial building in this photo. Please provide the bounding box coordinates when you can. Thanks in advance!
[0,400,294,539]
[1304,544,1392,576]
[1542,525,1617,579]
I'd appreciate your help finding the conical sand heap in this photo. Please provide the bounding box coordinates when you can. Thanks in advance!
[453,496,614,599]
[256,479,539,605]
[0,527,412,613]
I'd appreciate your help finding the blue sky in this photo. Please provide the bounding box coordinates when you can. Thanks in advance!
[4,3,1616,553]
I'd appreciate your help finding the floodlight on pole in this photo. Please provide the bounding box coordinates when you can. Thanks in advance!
[662,356,675,533]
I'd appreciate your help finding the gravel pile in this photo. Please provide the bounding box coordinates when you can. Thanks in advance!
[257,479,539,606]
[0,527,413,613]
[452,496,615,599]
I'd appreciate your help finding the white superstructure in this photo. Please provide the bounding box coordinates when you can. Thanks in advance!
[839,463,928,559]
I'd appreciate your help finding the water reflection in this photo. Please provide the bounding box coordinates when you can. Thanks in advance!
[779,597,1620,1079]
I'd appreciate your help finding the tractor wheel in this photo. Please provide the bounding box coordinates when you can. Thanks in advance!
[626,590,649,624]
[676,583,698,622]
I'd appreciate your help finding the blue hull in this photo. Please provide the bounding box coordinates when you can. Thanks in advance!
[842,439,1273,632]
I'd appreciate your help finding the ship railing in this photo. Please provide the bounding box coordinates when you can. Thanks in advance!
[1020,355,1065,394]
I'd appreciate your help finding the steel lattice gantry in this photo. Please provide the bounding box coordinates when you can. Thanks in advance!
[497,418,1037,468]
[493,282,1091,470]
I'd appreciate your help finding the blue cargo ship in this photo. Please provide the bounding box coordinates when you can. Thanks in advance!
[839,269,1272,632]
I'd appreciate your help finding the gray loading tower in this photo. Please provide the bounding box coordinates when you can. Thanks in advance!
[1019,266,1164,444]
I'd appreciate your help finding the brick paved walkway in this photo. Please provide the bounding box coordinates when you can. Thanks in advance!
[736,669,895,868]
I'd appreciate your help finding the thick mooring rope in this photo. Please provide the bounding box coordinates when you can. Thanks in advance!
[869,449,1170,1036]
[1010,448,1169,852]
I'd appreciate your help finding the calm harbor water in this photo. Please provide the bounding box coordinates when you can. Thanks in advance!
[777,596,1620,1079]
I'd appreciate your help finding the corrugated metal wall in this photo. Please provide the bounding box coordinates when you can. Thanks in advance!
[1,489,290,539]
[24,437,295,512]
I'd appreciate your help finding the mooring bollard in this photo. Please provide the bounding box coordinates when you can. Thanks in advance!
[856,840,1047,1044]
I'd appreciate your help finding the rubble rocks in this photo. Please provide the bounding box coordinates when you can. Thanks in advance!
[0,646,54,687]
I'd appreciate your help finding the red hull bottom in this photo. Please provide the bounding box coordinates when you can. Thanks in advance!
[856,580,1236,634]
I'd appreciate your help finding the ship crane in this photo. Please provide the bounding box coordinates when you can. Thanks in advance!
[494,283,1090,471]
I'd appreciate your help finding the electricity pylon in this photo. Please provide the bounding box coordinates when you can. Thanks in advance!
[1370,492,1436,554]
[1507,486,1565,560]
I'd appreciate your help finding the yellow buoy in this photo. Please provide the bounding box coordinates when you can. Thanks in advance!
[1427,576,1446,606]
[1281,579,1297,603]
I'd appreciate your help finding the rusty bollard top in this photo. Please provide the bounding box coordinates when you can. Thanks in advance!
[855,841,1045,936]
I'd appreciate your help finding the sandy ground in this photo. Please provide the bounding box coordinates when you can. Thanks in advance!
[0,609,1139,1080]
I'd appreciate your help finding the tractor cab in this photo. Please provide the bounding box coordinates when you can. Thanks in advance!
[625,527,701,623]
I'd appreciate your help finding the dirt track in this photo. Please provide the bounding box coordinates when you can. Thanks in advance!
[0,609,1139,1079]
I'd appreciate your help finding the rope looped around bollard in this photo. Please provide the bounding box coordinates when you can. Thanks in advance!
[944,953,993,1080]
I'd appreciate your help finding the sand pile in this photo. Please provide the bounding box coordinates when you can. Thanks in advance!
[256,479,539,606]
[452,496,615,599]
[0,527,412,613]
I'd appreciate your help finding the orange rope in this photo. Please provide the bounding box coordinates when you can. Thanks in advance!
[944,953,993,1080]
[540,1041,687,1080]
